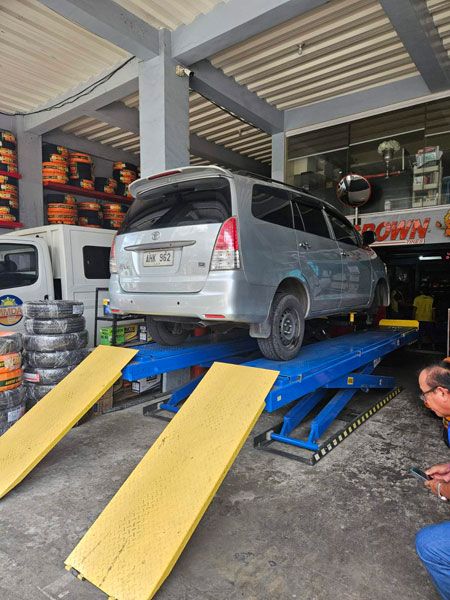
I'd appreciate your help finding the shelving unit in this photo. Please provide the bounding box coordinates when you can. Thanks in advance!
[0,170,20,179]
[43,182,132,204]
[412,161,442,208]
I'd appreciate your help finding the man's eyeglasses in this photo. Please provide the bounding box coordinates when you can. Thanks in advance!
[420,386,438,403]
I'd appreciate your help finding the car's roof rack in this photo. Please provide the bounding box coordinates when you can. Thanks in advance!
[234,170,308,194]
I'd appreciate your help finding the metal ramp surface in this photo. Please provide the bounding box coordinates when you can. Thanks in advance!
[0,345,136,500]
[65,362,278,600]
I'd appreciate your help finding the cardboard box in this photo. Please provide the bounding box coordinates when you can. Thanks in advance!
[131,374,162,394]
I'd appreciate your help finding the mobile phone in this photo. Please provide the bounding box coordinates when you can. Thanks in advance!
[410,467,432,481]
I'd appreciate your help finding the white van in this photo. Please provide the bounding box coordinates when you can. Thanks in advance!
[0,224,115,344]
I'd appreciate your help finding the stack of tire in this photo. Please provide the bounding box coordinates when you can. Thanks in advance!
[69,152,94,190]
[78,201,102,228]
[42,144,69,185]
[95,177,117,195]
[102,201,126,229]
[0,331,26,435]
[22,301,89,407]
[113,162,138,198]
[47,193,78,225]
[0,130,17,173]
[0,130,19,224]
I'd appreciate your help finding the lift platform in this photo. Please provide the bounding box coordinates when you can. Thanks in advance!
[126,320,418,463]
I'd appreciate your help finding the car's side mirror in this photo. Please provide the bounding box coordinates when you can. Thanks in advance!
[362,230,376,246]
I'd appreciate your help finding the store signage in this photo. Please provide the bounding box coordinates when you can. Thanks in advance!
[354,205,450,246]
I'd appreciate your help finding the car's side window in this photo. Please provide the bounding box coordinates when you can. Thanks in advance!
[290,194,305,231]
[327,213,360,247]
[296,201,331,238]
[252,185,293,229]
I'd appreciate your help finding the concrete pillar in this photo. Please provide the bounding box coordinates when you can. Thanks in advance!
[271,132,286,182]
[16,116,44,228]
[138,29,190,176]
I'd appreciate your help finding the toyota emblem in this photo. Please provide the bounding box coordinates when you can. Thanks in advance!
[151,231,160,240]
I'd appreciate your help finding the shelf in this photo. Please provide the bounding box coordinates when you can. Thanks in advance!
[413,183,439,191]
[96,314,144,322]
[0,221,23,229]
[0,170,20,179]
[413,165,440,174]
[43,182,133,204]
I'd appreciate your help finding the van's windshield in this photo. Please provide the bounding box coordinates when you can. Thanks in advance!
[120,177,231,234]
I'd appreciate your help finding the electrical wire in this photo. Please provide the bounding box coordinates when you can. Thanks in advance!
[0,57,135,117]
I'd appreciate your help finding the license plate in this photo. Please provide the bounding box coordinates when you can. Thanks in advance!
[143,249,174,267]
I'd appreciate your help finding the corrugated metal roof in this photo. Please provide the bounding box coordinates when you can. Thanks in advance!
[120,91,273,164]
[210,0,419,110]
[115,0,226,30]
[427,0,450,57]
[0,0,227,114]
[0,0,130,114]
[61,116,141,154]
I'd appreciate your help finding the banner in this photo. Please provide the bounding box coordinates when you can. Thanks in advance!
[353,205,450,246]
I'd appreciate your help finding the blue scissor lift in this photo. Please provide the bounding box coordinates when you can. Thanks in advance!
[122,320,418,463]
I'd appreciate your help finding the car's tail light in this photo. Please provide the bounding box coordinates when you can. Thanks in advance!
[109,234,118,274]
[210,216,240,271]
[147,169,181,181]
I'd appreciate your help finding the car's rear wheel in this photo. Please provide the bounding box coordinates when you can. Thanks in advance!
[257,292,305,361]
[146,317,190,346]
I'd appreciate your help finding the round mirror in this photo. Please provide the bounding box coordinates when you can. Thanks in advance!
[336,174,371,208]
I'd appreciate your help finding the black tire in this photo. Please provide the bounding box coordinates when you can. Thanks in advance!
[24,348,89,369]
[0,331,22,354]
[257,292,305,361]
[24,383,55,408]
[0,384,26,409]
[23,330,88,352]
[22,300,84,319]
[146,317,190,346]
[23,366,73,385]
[0,386,26,434]
[24,317,86,335]
[369,282,384,315]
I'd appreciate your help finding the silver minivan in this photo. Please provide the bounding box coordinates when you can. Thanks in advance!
[109,167,389,360]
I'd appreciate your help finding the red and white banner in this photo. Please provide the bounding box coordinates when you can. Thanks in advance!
[353,205,450,246]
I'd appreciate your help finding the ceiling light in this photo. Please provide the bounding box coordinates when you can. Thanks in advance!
[419,255,441,261]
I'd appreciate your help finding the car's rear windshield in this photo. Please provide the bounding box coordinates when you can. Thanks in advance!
[119,177,231,234]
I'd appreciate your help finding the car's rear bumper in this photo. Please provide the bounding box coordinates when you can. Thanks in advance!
[109,272,272,323]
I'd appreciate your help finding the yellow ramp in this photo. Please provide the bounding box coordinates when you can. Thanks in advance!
[66,361,278,600]
[0,345,136,499]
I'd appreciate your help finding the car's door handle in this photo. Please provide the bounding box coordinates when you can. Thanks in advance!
[298,242,310,249]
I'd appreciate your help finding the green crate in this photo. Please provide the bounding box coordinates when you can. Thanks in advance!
[100,326,125,346]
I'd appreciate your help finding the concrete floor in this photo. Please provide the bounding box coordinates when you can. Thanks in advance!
[0,349,447,600]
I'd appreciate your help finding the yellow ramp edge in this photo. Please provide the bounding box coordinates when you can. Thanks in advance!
[0,345,136,500]
[65,361,279,600]
[379,318,419,328]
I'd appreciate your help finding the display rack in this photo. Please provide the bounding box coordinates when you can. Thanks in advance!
[44,182,132,204]
[0,170,20,179]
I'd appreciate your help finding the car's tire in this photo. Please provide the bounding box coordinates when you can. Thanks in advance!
[0,385,26,410]
[23,348,89,369]
[0,386,26,434]
[24,316,86,335]
[22,300,84,319]
[0,332,22,354]
[146,317,190,346]
[257,292,305,361]
[23,366,73,385]
[23,330,88,352]
[24,383,55,408]
[369,282,384,315]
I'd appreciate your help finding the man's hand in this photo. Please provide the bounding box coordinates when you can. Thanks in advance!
[425,479,450,499]
[426,463,450,482]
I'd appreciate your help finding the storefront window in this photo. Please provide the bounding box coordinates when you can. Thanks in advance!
[286,99,450,214]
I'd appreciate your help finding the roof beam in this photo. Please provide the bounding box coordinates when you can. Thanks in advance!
[190,60,284,134]
[172,0,329,65]
[38,0,159,60]
[43,130,139,165]
[284,75,430,133]
[23,58,139,135]
[189,134,270,175]
[379,0,450,92]
[86,102,140,135]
